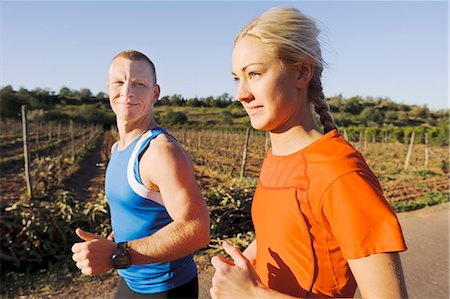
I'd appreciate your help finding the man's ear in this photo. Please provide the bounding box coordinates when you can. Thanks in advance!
[151,84,160,104]
[295,62,314,89]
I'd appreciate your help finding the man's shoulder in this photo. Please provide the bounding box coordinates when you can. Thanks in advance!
[142,133,186,164]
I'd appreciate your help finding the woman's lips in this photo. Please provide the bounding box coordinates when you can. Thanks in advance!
[245,105,263,116]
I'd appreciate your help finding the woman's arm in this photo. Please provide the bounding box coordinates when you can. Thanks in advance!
[348,252,408,299]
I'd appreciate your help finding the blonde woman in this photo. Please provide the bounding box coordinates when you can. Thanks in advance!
[211,7,408,298]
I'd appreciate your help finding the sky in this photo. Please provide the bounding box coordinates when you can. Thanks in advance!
[1,0,448,109]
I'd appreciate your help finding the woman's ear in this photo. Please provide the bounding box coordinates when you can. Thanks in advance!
[295,62,314,89]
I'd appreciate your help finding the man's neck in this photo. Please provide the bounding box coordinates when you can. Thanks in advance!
[116,117,157,150]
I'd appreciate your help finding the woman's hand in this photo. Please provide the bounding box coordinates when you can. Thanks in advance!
[210,241,264,299]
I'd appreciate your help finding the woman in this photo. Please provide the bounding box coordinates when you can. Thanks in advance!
[210,7,408,298]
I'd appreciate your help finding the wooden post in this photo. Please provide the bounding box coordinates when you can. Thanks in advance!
[363,131,367,150]
[359,130,363,149]
[70,120,75,160]
[404,131,415,171]
[21,105,33,200]
[264,131,270,154]
[197,130,201,150]
[424,133,429,167]
[35,120,39,147]
[82,124,86,147]
[384,131,389,148]
[57,122,61,142]
[240,128,251,180]
[343,129,348,141]
[48,123,52,142]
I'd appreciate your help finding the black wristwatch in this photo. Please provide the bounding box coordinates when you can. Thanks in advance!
[112,242,131,269]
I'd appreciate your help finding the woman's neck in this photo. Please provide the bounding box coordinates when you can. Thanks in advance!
[269,125,323,156]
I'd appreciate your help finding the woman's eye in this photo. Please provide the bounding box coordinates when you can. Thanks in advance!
[232,77,240,84]
[248,72,260,79]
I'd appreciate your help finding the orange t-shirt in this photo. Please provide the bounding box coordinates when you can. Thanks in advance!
[252,129,407,298]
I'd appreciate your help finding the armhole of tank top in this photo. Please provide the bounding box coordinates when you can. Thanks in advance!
[111,141,118,154]
[127,130,165,207]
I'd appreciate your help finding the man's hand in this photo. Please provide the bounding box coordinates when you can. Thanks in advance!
[107,231,115,241]
[71,228,116,276]
[210,241,264,299]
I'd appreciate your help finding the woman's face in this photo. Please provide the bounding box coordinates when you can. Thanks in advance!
[232,36,306,132]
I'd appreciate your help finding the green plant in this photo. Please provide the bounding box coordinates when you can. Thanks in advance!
[391,192,449,212]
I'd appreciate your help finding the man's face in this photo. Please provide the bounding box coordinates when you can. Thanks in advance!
[107,58,159,122]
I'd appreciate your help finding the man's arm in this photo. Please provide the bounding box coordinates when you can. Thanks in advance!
[348,252,408,299]
[127,133,210,264]
[71,134,209,275]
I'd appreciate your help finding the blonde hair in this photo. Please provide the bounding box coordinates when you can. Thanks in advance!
[235,7,336,133]
[112,50,157,85]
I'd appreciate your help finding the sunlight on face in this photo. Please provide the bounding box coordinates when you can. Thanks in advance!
[232,36,302,132]
[107,58,159,122]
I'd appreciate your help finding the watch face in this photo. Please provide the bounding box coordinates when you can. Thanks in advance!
[112,253,131,269]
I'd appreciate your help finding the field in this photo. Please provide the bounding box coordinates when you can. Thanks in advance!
[0,117,449,297]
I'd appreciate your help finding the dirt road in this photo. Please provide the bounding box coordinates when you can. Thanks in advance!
[198,202,450,299]
[397,202,449,299]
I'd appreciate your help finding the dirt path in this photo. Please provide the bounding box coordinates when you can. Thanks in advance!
[65,137,105,202]
[397,202,449,299]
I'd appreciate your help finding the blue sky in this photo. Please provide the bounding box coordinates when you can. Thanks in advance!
[1,1,448,109]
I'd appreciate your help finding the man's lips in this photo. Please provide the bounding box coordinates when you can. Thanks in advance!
[116,102,138,106]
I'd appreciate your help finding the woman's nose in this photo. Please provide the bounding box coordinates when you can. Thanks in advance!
[236,81,253,102]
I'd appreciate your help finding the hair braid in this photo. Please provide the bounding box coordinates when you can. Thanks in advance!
[309,69,336,133]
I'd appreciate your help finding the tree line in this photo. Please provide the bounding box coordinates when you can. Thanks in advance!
[1,85,448,129]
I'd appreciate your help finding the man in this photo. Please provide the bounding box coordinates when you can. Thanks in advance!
[71,50,210,298]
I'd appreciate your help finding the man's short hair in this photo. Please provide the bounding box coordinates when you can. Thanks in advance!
[112,50,157,84]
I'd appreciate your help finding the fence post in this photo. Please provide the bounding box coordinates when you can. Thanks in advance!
[57,122,61,142]
[404,131,415,171]
[70,120,75,160]
[21,105,33,200]
[264,131,270,154]
[240,128,251,180]
[424,133,429,167]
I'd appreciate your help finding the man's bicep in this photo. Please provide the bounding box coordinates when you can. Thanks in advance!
[143,142,204,221]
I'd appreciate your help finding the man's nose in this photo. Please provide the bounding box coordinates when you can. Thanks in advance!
[121,82,134,98]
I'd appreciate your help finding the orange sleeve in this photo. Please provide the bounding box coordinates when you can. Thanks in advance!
[321,171,407,259]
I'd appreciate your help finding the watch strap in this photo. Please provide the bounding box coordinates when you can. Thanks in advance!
[117,241,128,252]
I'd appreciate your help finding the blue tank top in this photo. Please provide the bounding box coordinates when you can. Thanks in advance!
[105,127,197,294]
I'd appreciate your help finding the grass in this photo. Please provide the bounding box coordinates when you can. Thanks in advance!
[391,191,449,213]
